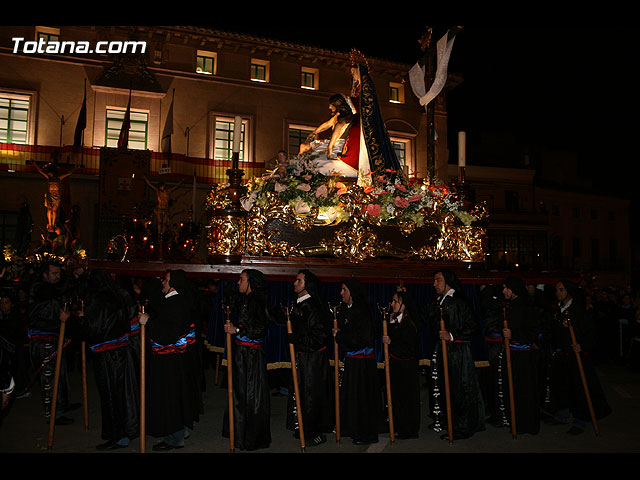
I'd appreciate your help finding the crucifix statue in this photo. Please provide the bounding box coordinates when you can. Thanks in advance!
[143,174,184,238]
[30,158,78,233]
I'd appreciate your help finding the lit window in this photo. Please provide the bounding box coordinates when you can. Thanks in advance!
[390,136,412,173]
[214,116,247,162]
[105,108,149,150]
[36,26,60,43]
[0,95,30,144]
[389,82,405,104]
[288,126,314,155]
[196,50,217,75]
[250,59,270,83]
[301,67,319,90]
[391,140,407,167]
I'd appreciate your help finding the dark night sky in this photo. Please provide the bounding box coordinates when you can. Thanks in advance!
[209,23,637,196]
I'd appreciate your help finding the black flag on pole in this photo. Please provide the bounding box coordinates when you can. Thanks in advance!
[117,88,131,150]
[161,88,175,154]
[73,80,86,148]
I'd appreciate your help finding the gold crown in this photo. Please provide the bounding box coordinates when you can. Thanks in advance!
[349,48,368,68]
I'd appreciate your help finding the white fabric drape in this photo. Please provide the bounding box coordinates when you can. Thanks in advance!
[409,30,457,109]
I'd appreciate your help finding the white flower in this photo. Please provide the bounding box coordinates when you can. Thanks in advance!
[294,199,311,214]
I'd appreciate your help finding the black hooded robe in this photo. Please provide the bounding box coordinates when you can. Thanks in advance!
[222,273,271,451]
[335,279,383,444]
[387,308,421,438]
[81,271,139,442]
[427,291,485,440]
[284,293,334,439]
[502,295,541,435]
[146,270,201,439]
[549,291,611,425]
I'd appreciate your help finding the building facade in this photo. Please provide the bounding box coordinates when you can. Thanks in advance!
[1,25,455,258]
[0,25,631,284]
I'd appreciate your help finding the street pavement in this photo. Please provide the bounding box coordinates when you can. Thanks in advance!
[1,351,639,458]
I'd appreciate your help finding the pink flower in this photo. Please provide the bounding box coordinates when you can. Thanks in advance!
[395,184,408,193]
[296,183,311,192]
[303,174,313,181]
[366,203,381,217]
[408,194,422,203]
[315,184,328,198]
[275,183,287,192]
[394,196,409,209]
[376,175,387,184]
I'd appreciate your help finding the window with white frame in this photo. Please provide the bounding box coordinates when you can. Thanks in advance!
[212,115,249,162]
[105,108,149,150]
[196,50,217,75]
[250,59,270,83]
[287,125,314,156]
[390,137,412,174]
[0,93,30,144]
[301,67,319,90]
[389,82,405,104]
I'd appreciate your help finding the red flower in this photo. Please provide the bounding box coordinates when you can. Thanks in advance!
[366,203,381,217]
[394,196,409,209]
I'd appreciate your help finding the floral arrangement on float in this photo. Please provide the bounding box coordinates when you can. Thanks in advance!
[197,150,487,263]
[241,151,481,229]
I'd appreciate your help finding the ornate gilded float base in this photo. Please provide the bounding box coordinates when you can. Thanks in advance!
[206,181,486,264]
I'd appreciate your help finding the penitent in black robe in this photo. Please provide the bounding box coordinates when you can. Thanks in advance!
[387,310,421,438]
[222,291,271,451]
[502,295,541,435]
[81,287,139,442]
[336,299,383,444]
[427,292,485,440]
[284,295,334,439]
[146,290,201,438]
[549,299,612,424]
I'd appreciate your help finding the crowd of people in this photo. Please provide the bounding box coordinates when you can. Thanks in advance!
[1,253,636,451]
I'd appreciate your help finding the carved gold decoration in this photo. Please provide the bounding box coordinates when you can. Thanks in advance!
[245,203,304,257]
[207,214,246,257]
[205,178,488,264]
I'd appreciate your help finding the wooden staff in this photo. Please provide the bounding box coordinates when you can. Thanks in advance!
[329,303,341,443]
[139,301,147,453]
[283,304,305,452]
[47,302,69,450]
[438,304,454,445]
[503,306,517,439]
[378,303,395,443]
[80,300,88,431]
[223,304,235,452]
[567,315,600,436]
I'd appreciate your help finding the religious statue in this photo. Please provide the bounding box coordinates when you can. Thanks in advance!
[30,159,78,233]
[296,93,358,177]
[264,150,290,178]
[143,175,184,238]
[289,50,406,184]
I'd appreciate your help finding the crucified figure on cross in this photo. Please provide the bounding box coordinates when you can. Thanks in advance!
[30,159,78,233]
[143,175,184,238]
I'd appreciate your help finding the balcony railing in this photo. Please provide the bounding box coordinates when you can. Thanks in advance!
[0,143,266,184]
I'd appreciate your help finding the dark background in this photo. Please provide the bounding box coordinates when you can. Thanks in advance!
[205,23,637,240]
